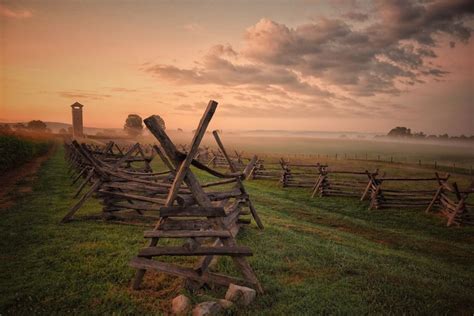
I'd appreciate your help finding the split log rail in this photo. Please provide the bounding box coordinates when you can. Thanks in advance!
[312,169,378,198]
[281,161,327,188]
[426,181,473,226]
[247,159,283,181]
[366,173,450,210]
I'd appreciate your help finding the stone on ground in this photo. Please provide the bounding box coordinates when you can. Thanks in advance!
[224,283,256,306]
[218,299,234,309]
[192,301,223,316]
[171,294,191,315]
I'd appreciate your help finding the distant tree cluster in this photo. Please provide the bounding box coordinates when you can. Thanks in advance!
[124,114,144,137]
[0,120,52,135]
[151,115,166,131]
[123,114,166,137]
[381,126,474,142]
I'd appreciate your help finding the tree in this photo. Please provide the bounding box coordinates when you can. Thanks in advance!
[14,123,26,130]
[124,114,144,137]
[151,115,166,131]
[387,126,411,137]
[413,131,426,138]
[27,120,47,131]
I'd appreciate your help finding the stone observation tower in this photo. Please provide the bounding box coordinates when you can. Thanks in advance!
[71,102,84,138]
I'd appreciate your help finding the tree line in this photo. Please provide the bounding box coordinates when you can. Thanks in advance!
[0,114,166,138]
[377,127,474,142]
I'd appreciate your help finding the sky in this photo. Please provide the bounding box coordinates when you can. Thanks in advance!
[0,0,473,135]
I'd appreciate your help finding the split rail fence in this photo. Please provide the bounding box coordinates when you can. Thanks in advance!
[63,100,265,293]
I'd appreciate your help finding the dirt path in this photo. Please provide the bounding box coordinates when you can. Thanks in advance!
[0,143,57,209]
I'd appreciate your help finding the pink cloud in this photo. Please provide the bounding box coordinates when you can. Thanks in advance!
[0,4,33,19]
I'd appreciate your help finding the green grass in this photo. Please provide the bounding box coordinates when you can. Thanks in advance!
[1,145,473,315]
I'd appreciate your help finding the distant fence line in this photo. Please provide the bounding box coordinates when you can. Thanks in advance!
[113,142,474,176]
[243,152,473,176]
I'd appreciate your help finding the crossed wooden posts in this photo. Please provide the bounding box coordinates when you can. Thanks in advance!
[247,159,283,181]
[129,100,263,293]
[426,178,473,227]
[280,161,325,188]
[212,130,263,229]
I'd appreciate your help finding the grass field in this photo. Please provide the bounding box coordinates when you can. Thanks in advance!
[1,144,474,315]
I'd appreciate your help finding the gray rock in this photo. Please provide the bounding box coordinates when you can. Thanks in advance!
[171,294,191,315]
[192,301,223,316]
[217,299,233,309]
[224,283,256,306]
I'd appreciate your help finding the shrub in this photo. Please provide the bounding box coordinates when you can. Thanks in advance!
[0,134,51,174]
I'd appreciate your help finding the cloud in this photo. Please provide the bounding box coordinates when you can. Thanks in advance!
[241,1,472,95]
[58,90,112,100]
[173,101,343,118]
[342,11,369,21]
[145,44,333,98]
[143,0,473,118]
[371,0,473,46]
[183,23,204,33]
[109,87,138,93]
[0,4,32,19]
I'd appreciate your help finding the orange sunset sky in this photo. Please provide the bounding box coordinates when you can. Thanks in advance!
[0,0,473,134]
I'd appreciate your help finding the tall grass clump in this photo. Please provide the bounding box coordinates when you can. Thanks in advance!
[0,133,52,174]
